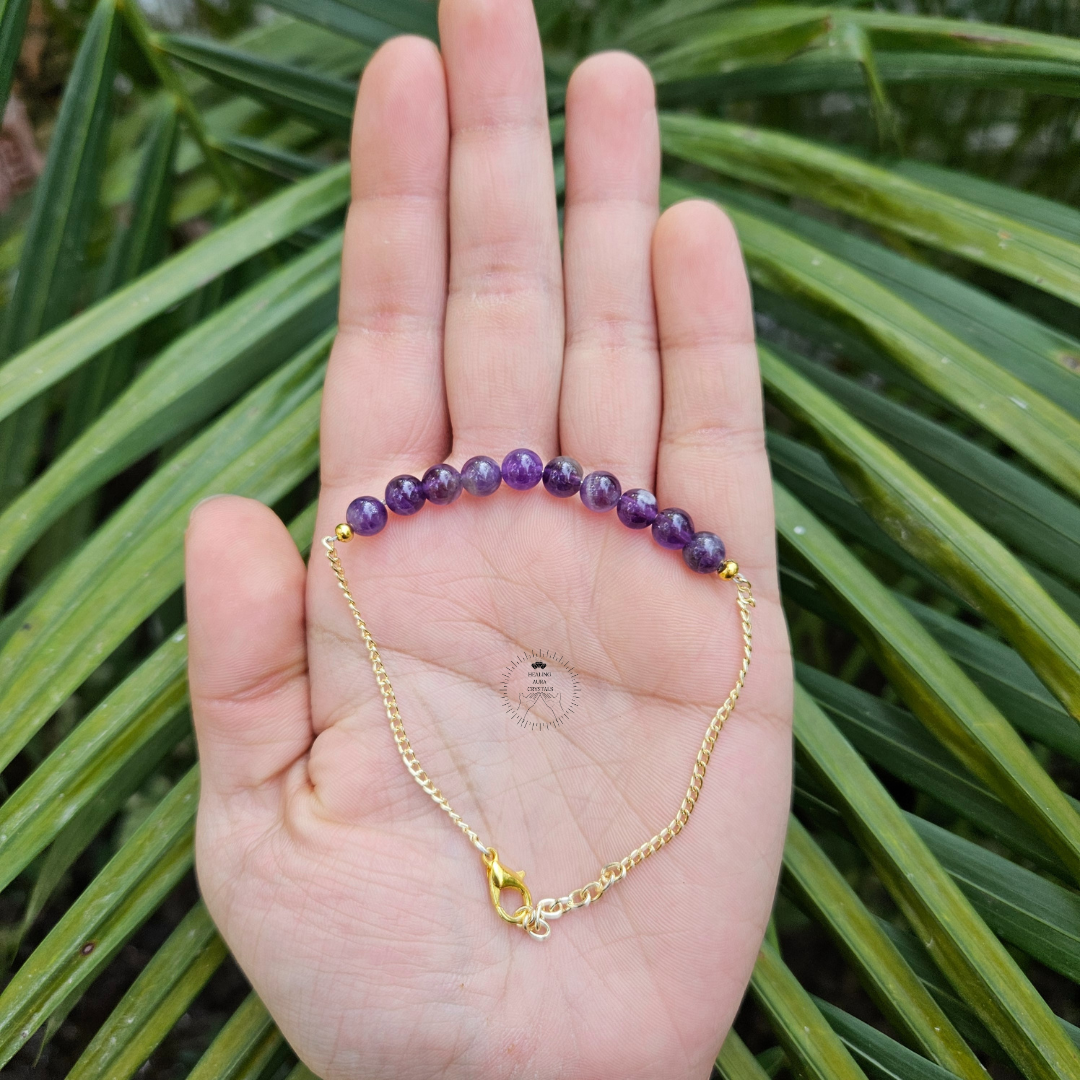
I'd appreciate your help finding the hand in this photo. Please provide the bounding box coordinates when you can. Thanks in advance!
[184,1,792,1076]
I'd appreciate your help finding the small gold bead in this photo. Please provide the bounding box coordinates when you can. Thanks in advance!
[335,523,354,542]
[719,560,739,579]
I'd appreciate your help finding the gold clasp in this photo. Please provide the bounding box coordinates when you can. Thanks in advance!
[482,848,533,926]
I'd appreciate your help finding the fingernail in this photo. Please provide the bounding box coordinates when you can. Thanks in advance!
[187,492,230,525]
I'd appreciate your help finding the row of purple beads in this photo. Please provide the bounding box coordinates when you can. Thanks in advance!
[345,448,728,574]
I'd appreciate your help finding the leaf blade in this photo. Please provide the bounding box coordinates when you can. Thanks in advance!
[774,482,1080,884]
[0,161,349,427]
[750,939,870,1080]
[793,683,1080,1080]
[782,816,985,1079]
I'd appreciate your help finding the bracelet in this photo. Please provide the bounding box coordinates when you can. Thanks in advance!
[324,449,755,941]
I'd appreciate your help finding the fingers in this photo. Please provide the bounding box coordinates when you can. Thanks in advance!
[186,497,312,801]
[320,36,450,495]
[560,52,661,487]
[439,0,564,460]
[653,200,777,588]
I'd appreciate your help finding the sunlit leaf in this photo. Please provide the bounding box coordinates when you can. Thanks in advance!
[782,816,985,1077]
[0,339,325,771]
[750,939,869,1080]
[0,252,338,585]
[716,1029,773,1080]
[775,483,1080,883]
[793,683,1080,1079]
[762,348,1080,723]
[0,161,348,427]
[661,113,1080,307]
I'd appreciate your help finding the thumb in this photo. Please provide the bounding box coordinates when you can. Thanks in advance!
[185,495,312,802]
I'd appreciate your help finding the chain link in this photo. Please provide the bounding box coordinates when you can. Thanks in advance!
[324,536,755,940]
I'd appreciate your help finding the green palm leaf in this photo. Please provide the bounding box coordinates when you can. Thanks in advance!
[0,2,1078,1076]
[669,180,1080,500]
[0,253,338,585]
[158,35,356,134]
[65,903,227,1080]
[794,684,1080,1079]
[815,999,965,1080]
[0,767,198,1065]
[799,664,1066,872]
[262,0,424,46]
[762,348,1080,721]
[782,816,985,1078]
[0,161,348,426]
[776,482,1080,882]
[0,337,325,771]
[661,113,1080,307]
[0,0,30,112]
[56,100,180,451]
[716,1030,773,1080]
[777,350,1080,590]
[750,939,869,1080]
[185,992,286,1080]
[0,0,120,506]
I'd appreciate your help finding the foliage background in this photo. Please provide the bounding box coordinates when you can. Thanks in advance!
[0,0,1079,1077]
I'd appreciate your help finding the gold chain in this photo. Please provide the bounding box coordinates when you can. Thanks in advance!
[323,533,755,941]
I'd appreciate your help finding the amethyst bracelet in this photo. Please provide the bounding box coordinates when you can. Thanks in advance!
[324,453,754,940]
[340,448,735,576]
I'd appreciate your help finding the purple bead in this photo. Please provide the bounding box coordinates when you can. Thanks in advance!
[461,455,502,496]
[543,456,583,498]
[385,474,426,516]
[421,463,462,506]
[501,448,543,490]
[346,496,387,537]
[580,471,621,513]
[617,488,658,529]
[652,507,695,549]
[682,531,726,573]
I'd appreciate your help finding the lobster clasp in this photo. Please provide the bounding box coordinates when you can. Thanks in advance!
[482,849,533,926]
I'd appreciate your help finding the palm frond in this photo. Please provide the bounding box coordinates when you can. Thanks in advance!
[0,2,1077,1077]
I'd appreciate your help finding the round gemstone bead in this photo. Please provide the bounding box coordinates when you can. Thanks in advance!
[421,463,462,505]
[542,456,583,498]
[501,448,543,490]
[385,474,426,516]
[617,488,658,529]
[345,496,387,537]
[682,530,726,573]
[461,455,502,496]
[580,470,621,512]
[652,507,695,549]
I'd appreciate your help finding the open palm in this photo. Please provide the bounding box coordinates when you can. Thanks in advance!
[184,2,792,1077]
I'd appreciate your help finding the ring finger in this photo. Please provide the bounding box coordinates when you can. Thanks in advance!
[559,52,661,488]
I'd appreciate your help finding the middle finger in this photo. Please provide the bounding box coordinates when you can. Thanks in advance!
[440,0,564,462]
